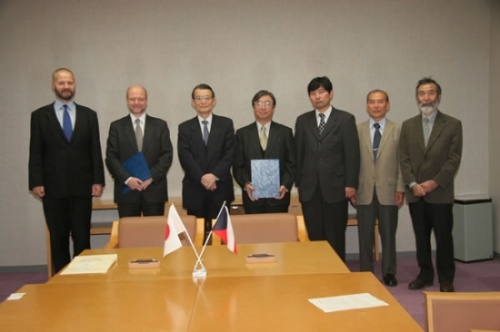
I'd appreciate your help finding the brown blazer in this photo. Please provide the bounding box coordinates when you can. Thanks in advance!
[357,119,404,206]
[399,111,462,204]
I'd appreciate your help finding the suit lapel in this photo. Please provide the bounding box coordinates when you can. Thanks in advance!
[45,103,69,143]
[306,111,321,140]
[426,111,445,151]
[378,120,393,157]
[264,122,278,156]
[360,122,374,161]
[142,115,153,154]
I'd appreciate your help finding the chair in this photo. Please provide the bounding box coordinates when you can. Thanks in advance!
[212,213,308,245]
[425,291,500,332]
[104,215,204,249]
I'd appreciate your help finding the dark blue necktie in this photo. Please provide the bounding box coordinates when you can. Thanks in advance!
[62,105,73,141]
[373,122,381,159]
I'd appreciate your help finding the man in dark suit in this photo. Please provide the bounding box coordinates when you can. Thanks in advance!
[354,90,404,287]
[106,85,173,217]
[29,68,105,274]
[234,90,295,213]
[295,76,360,261]
[400,77,462,292]
[178,84,236,236]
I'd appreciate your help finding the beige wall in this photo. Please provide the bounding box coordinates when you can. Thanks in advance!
[490,0,500,254]
[0,0,494,266]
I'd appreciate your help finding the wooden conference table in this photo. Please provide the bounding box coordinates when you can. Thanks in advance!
[0,273,422,332]
[49,241,350,283]
[0,241,423,331]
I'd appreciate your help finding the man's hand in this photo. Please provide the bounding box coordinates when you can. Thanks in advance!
[245,183,257,201]
[345,187,356,200]
[127,177,144,191]
[140,178,153,191]
[32,186,45,198]
[420,180,438,193]
[274,185,287,200]
[201,173,218,191]
[92,184,104,197]
[395,192,405,207]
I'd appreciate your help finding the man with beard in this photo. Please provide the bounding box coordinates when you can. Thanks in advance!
[399,77,462,292]
[29,68,105,274]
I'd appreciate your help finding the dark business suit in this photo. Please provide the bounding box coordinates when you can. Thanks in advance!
[295,107,360,260]
[29,102,105,273]
[178,115,236,226]
[399,111,462,284]
[234,121,295,213]
[106,115,173,217]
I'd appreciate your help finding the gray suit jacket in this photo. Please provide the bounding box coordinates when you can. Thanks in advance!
[357,119,404,206]
[399,111,462,204]
[105,114,173,204]
[295,107,360,204]
[234,121,295,207]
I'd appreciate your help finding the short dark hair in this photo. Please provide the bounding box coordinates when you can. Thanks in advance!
[191,83,215,99]
[252,90,276,107]
[307,76,333,94]
[416,77,441,97]
[366,89,389,102]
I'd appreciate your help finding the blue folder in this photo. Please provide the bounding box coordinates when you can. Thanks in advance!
[121,152,151,194]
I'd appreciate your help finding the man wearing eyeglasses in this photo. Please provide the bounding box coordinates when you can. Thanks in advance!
[234,90,295,214]
[178,84,236,238]
[295,76,360,261]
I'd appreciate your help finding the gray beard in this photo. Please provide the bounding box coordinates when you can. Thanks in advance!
[418,100,439,116]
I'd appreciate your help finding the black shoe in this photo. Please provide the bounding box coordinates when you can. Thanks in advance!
[440,281,455,292]
[383,274,398,287]
[408,278,433,290]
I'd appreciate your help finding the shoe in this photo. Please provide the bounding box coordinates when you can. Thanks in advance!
[440,281,455,292]
[383,274,398,287]
[408,278,433,290]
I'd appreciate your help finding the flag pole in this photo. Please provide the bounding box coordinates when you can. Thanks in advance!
[193,201,227,272]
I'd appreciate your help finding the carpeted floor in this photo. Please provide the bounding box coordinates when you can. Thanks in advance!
[1,256,500,330]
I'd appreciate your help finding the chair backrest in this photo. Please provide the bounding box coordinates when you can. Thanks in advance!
[425,291,500,332]
[118,215,197,248]
[222,213,299,244]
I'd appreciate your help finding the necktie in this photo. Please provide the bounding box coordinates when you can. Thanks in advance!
[318,113,326,135]
[423,117,430,147]
[202,120,209,146]
[135,118,143,151]
[62,105,72,141]
[373,123,381,159]
[259,126,268,150]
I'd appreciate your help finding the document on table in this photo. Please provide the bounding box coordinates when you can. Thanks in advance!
[60,254,118,275]
[308,293,388,313]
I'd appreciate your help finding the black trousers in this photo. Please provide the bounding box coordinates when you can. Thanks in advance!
[244,202,288,214]
[117,200,165,218]
[301,186,348,261]
[42,196,92,274]
[409,199,455,284]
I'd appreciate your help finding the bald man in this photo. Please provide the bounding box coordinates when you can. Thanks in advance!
[106,85,173,217]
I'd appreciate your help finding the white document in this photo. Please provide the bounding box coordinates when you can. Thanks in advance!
[7,293,26,301]
[308,293,388,313]
[60,254,118,275]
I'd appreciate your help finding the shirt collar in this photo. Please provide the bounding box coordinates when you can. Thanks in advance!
[54,100,75,112]
[316,106,332,121]
[130,113,146,124]
[198,113,213,125]
[369,117,386,130]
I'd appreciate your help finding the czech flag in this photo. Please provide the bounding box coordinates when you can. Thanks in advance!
[212,205,237,253]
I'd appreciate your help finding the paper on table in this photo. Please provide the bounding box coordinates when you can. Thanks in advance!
[7,293,26,301]
[60,254,118,275]
[308,293,388,313]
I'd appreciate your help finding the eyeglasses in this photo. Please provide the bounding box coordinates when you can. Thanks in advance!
[194,96,213,102]
[255,101,273,108]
